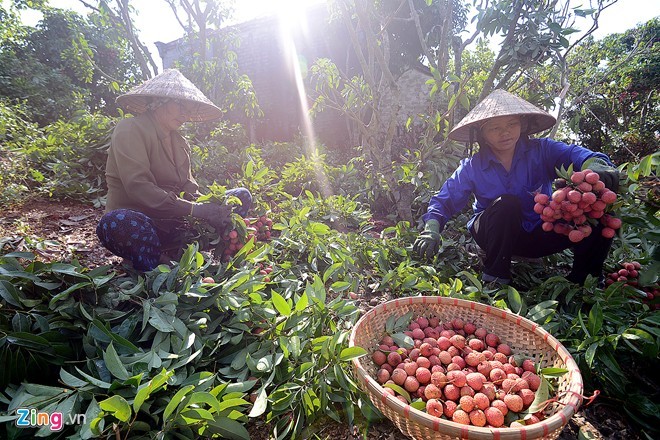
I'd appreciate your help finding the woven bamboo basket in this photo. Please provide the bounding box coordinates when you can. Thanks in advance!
[349,296,583,440]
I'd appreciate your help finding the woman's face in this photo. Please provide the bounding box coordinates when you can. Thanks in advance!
[480,115,522,153]
[153,100,196,132]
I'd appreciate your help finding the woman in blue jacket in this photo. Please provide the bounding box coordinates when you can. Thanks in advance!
[413,89,619,285]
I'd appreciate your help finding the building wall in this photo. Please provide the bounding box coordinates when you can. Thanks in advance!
[156,5,433,148]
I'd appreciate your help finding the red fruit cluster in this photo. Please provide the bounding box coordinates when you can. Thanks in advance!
[219,215,274,262]
[605,261,641,287]
[255,262,274,282]
[606,261,660,308]
[534,169,620,242]
[244,215,273,241]
[371,316,543,428]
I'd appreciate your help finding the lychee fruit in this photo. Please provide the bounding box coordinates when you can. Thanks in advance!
[452,409,470,425]
[447,370,467,388]
[387,351,402,367]
[485,333,500,347]
[443,384,460,401]
[426,398,443,418]
[424,384,442,400]
[416,367,432,385]
[391,368,407,386]
[404,376,420,393]
[444,400,458,418]
[504,394,524,413]
[459,395,475,412]
[466,372,484,391]
[485,407,505,427]
[473,392,490,410]
[469,409,487,427]
[431,371,447,388]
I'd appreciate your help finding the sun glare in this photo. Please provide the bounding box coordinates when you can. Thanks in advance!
[275,0,333,199]
[275,0,310,28]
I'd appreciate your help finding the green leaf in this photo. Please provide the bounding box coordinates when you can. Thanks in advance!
[248,387,268,418]
[385,315,396,334]
[5,332,52,350]
[539,367,569,377]
[2,252,36,259]
[271,291,292,316]
[622,328,654,343]
[79,398,102,439]
[507,286,523,314]
[295,291,309,312]
[23,383,69,397]
[392,311,413,332]
[340,347,367,361]
[410,400,426,411]
[103,343,130,381]
[49,281,92,307]
[163,385,195,421]
[330,280,351,292]
[188,392,223,413]
[285,335,301,359]
[383,383,411,403]
[391,333,414,349]
[458,92,469,110]
[99,395,131,422]
[206,417,251,440]
[74,367,112,389]
[50,263,90,278]
[60,369,89,388]
[134,369,173,413]
[215,397,250,413]
[585,342,599,367]
[254,355,273,372]
[149,307,175,332]
[587,302,603,335]
[0,280,22,307]
[527,376,550,413]
[90,320,140,354]
[323,262,343,283]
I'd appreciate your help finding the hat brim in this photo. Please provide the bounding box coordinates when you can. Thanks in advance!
[116,69,223,122]
[448,90,556,142]
[116,94,223,122]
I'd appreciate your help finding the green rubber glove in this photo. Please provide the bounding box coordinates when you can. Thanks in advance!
[589,158,620,193]
[413,219,441,259]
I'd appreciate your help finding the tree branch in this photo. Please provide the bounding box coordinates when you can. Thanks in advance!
[479,0,525,100]
[407,0,436,70]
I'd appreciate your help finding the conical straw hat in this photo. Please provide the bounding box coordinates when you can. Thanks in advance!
[116,69,222,122]
[448,89,556,142]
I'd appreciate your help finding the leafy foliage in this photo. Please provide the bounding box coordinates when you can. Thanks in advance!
[0,107,115,207]
[0,6,141,125]
[565,19,660,163]
[2,145,659,438]
[0,2,659,439]
[0,240,367,439]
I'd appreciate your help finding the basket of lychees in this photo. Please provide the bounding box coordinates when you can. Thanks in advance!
[349,297,583,440]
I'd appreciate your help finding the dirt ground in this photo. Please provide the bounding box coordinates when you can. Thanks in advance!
[0,197,644,440]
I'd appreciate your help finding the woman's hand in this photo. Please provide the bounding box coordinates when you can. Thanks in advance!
[192,203,232,229]
[413,220,441,259]
[590,159,620,193]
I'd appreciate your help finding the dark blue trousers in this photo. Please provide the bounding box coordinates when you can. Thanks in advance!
[96,188,252,271]
[469,195,613,284]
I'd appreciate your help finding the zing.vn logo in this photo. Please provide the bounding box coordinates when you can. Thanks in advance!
[15,408,86,431]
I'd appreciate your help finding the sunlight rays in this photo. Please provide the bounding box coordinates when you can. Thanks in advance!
[276,1,334,199]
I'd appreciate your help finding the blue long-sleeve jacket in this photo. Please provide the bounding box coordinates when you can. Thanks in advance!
[421,137,612,233]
